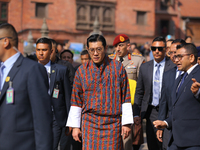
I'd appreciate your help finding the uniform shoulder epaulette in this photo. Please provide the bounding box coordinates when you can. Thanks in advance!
[132,52,142,56]
[108,54,114,57]
[108,53,116,59]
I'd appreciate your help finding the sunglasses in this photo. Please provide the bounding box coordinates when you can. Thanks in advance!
[151,46,165,51]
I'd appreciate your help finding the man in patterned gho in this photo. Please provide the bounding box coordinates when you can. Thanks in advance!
[66,34,133,149]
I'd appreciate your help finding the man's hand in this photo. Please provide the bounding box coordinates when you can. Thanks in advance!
[72,128,82,143]
[153,120,167,129]
[134,116,141,125]
[191,78,200,95]
[156,130,163,142]
[121,124,131,139]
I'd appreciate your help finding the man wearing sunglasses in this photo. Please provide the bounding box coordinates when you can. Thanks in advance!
[134,36,175,150]
[154,43,200,150]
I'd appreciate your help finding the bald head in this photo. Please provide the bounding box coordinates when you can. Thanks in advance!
[0,23,18,48]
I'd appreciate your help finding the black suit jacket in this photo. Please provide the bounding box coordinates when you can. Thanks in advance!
[166,65,200,147]
[134,57,175,119]
[158,66,177,120]
[57,59,75,88]
[50,62,71,127]
[0,54,53,150]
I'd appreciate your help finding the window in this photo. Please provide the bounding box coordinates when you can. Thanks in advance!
[160,0,174,10]
[137,11,146,25]
[77,6,86,21]
[0,2,8,23]
[76,1,115,32]
[35,3,48,18]
[160,20,169,36]
[103,8,111,22]
[90,6,99,21]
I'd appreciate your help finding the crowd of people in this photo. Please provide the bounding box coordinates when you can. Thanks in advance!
[0,22,200,150]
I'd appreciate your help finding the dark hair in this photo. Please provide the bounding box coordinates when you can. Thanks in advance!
[172,39,186,45]
[81,50,89,56]
[177,43,197,61]
[167,39,174,42]
[60,49,74,59]
[152,36,166,46]
[130,42,137,47]
[185,36,192,40]
[80,50,90,59]
[50,39,58,53]
[50,39,57,46]
[87,34,106,49]
[64,40,69,44]
[36,37,52,50]
[0,23,18,48]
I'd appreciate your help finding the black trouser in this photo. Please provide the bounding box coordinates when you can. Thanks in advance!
[145,105,162,150]
[59,128,82,150]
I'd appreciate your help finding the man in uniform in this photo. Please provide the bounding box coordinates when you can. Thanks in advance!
[110,34,145,150]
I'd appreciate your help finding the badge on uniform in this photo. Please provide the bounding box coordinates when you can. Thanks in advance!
[6,81,14,104]
[127,65,136,69]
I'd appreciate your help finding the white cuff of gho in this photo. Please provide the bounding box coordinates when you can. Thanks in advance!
[66,106,82,128]
[122,103,134,125]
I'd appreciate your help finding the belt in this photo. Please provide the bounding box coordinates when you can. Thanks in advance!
[149,105,159,111]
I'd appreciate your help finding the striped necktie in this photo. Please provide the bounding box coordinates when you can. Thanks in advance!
[0,64,5,91]
[152,63,161,106]
[177,72,188,96]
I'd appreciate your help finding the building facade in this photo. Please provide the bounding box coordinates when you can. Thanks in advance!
[1,0,200,52]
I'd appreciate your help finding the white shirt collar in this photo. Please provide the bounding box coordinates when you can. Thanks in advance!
[2,52,20,68]
[154,57,166,67]
[186,63,198,75]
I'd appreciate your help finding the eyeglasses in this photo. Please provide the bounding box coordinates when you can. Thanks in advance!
[0,37,12,40]
[173,54,191,61]
[151,46,165,51]
[169,51,176,55]
[88,47,103,54]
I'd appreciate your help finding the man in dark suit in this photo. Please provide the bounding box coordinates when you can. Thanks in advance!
[0,23,53,150]
[36,37,71,150]
[50,39,75,88]
[154,43,200,150]
[134,36,175,150]
[157,39,186,150]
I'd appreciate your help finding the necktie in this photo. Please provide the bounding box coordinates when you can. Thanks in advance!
[177,72,188,95]
[178,70,182,76]
[153,64,161,106]
[0,64,5,91]
[176,70,182,79]
[119,57,123,62]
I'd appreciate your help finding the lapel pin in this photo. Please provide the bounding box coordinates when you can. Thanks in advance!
[52,70,55,73]
[5,76,10,82]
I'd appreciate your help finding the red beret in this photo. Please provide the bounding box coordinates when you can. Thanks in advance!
[113,34,129,46]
